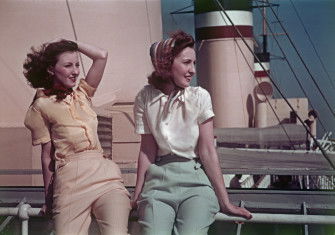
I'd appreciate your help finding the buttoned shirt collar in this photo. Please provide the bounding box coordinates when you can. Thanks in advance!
[150,87,186,105]
[35,88,75,105]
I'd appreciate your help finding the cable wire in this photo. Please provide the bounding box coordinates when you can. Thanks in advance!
[65,0,86,76]
[211,0,335,169]
[265,0,335,119]
[289,0,335,90]
[235,39,297,149]
[254,0,327,132]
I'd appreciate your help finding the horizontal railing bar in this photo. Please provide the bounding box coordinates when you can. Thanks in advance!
[1,168,334,176]
[0,168,137,175]
[214,213,335,225]
[0,207,41,217]
[1,205,335,225]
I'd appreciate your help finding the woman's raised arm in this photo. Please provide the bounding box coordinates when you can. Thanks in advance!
[76,41,108,88]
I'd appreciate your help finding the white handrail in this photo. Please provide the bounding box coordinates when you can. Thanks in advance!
[0,204,41,235]
[1,204,335,235]
[0,206,41,218]
[215,213,335,225]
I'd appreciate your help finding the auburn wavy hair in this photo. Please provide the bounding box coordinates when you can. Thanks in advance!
[23,40,78,90]
[148,30,195,90]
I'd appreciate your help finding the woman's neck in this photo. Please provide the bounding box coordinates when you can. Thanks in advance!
[52,80,68,91]
[43,82,73,100]
[160,81,181,96]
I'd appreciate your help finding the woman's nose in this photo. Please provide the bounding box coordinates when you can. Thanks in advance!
[189,64,196,74]
[73,67,80,75]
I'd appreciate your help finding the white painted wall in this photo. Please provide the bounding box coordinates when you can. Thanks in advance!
[0,0,162,127]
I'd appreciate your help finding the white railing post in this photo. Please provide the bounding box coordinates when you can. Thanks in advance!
[302,202,309,235]
[235,201,245,235]
[18,204,31,235]
[21,220,28,235]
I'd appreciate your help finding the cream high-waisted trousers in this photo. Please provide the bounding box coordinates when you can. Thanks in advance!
[53,150,131,235]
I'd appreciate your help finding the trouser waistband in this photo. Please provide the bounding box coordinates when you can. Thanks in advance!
[156,153,202,169]
[55,150,104,170]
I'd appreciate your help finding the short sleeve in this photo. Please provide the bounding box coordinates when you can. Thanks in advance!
[24,106,51,146]
[134,89,151,134]
[197,88,215,124]
[77,79,97,98]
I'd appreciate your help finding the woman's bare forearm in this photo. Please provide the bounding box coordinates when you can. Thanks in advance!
[76,41,108,88]
[198,119,252,219]
[133,134,157,203]
[41,142,54,207]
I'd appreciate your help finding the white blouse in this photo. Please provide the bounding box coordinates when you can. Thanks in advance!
[134,85,214,159]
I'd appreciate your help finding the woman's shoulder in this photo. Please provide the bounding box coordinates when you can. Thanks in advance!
[136,85,162,100]
[185,86,211,98]
[29,90,55,111]
[138,84,156,94]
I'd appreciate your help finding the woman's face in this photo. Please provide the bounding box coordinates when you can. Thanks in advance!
[51,51,80,89]
[171,47,196,89]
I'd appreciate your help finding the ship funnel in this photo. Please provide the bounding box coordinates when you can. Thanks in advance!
[255,80,273,102]
[195,0,256,128]
[254,60,273,127]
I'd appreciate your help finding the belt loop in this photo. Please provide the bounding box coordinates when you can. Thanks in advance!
[194,158,202,170]
[194,162,202,170]
[56,158,67,170]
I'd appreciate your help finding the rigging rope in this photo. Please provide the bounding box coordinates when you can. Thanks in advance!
[211,0,335,169]
[144,0,153,44]
[254,0,327,132]
[233,40,248,126]
[265,0,335,119]
[197,1,295,146]
[289,0,335,90]
[233,39,296,149]
[65,0,86,76]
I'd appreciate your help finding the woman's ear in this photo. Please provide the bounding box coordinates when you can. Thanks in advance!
[47,67,54,76]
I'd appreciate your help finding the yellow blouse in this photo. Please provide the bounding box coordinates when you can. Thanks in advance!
[24,79,103,160]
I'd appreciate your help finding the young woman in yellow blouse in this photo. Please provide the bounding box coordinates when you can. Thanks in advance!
[24,39,130,235]
[132,31,252,235]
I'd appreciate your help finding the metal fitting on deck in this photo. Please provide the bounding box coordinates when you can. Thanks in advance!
[18,204,31,220]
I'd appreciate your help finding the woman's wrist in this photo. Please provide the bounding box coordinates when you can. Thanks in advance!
[219,200,233,210]
[75,41,108,60]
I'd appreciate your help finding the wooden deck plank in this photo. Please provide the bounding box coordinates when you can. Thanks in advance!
[217,147,335,175]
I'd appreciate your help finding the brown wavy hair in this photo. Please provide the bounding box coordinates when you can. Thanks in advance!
[23,40,78,90]
[148,30,195,90]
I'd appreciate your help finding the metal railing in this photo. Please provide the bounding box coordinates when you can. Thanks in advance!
[214,213,335,225]
[1,203,335,235]
[0,204,41,235]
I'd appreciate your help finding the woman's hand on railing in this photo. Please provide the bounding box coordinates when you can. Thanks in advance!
[220,203,252,220]
[39,204,52,217]
[130,197,139,210]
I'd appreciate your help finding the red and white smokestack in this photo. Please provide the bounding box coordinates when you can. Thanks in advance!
[254,55,273,128]
[195,0,256,128]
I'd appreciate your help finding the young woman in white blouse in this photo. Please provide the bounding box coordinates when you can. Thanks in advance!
[132,30,252,235]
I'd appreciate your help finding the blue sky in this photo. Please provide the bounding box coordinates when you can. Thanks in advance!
[162,0,335,137]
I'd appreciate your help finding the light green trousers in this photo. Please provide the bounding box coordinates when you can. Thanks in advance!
[138,155,220,235]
